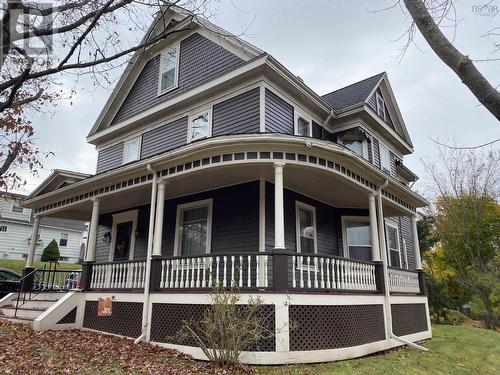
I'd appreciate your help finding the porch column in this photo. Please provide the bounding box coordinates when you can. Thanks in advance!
[85,198,100,262]
[411,215,423,270]
[26,215,41,268]
[368,193,381,262]
[153,181,166,256]
[273,162,285,250]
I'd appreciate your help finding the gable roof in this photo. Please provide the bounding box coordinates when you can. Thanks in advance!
[27,169,91,199]
[321,72,385,111]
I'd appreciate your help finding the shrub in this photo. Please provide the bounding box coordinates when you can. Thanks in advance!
[41,239,60,263]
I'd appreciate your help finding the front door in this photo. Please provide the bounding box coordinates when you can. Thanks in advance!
[114,221,133,261]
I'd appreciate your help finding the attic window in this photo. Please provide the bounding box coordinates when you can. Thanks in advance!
[376,92,386,121]
[123,137,141,164]
[294,111,311,137]
[158,46,179,94]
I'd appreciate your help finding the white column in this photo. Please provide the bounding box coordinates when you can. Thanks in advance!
[411,215,423,270]
[26,215,41,268]
[153,181,166,256]
[85,198,100,262]
[274,162,285,250]
[369,194,381,262]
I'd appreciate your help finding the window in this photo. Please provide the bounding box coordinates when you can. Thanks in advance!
[0,225,6,232]
[342,217,372,261]
[386,222,401,268]
[294,112,311,137]
[158,46,178,94]
[376,92,386,121]
[11,202,24,213]
[295,202,317,254]
[175,199,213,256]
[380,145,391,175]
[123,137,141,164]
[59,233,68,247]
[188,110,211,142]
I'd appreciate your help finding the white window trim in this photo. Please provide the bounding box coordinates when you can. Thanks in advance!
[157,44,180,96]
[59,232,69,247]
[108,209,138,261]
[122,136,142,165]
[385,220,402,268]
[294,110,312,137]
[337,136,369,160]
[187,108,212,144]
[295,201,317,254]
[173,198,213,257]
[376,92,386,121]
[341,216,372,259]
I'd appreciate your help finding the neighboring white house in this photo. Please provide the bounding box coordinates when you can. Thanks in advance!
[0,192,86,263]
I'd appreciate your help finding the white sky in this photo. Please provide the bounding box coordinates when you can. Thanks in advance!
[18,0,500,198]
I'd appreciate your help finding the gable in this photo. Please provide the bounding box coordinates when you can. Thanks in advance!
[111,33,245,125]
[367,88,395,130]
[28,170,91,199]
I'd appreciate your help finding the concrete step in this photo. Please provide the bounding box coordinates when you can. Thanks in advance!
[23,292,64,302]
[11,299,56,310]
[0,305,46,320]
[0,314,34,325]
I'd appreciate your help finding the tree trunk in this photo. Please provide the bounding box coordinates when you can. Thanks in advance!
[403,0,500,121]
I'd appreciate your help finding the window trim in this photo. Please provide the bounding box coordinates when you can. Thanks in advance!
[173,198,213,257]
[187,108,212,144]
[108,209,138,261]
[122,136,142,165]
[341,216,372,259]
[376,92,386,121]
[385,220,402,268]
[379,143,392,175]
[59,232,69,247]
[294,111,312,137]
[157,44,180,96]
[295,201,317,254]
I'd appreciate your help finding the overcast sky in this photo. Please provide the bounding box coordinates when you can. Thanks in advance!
[18,0,499,198]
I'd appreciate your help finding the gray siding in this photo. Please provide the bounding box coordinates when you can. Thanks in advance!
[212,88,260,136]
[140,117,188,159]
[265,89,294,134]
[96,143,124,174]
[367,89,395,129]
[372,138,381,168]
[389,151,397,177]
[399,216,416,270]
[112,33,244,125]
[312,121,322,139]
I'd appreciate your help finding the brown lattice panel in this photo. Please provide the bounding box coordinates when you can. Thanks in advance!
[391,303,428,336]
[150,303,276,351]
[289,304,385,351]
[82,301,142,338]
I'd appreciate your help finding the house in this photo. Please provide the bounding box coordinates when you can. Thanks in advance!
[0,191,86,263]
[4,6,431,364]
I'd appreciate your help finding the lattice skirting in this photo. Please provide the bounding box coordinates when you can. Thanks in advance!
[150,303,276,351]
[391,303,428,336]
[82,301,143,338]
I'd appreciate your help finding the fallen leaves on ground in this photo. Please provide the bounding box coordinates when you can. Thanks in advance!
[0,319,236,374]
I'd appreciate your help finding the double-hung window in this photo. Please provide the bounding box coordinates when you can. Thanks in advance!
[175,200,213,256]
[158,46,178,94]
[343,217,372,261]
[294,112,311,137]
[59,233,68,247]
[376,92,386,121]
[296,202,317,254]
[380,144,391,175]
[123,137,141,164]
[385,222,401,268]
[188,109,211,142]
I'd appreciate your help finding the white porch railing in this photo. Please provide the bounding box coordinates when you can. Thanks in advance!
[292,255,377,291]
[90,261,147,289]
[158,254,270,289]
[388,267,420,294]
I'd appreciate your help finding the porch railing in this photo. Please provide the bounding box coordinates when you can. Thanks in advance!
[388,267,421,294]
[89,260,146,289]
[291,254,377,292]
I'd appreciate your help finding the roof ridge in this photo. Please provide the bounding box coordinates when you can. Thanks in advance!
[321,71,385,98]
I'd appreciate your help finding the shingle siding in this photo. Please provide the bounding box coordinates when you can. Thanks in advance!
[265,89,294,134]
[96,143,123,174]
[140,117,188,159]
[212,88,260,136]
[111,33,244,125]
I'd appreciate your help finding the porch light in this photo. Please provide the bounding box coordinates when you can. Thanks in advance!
[102,231,111,243]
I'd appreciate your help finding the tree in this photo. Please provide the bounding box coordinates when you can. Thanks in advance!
[41,238,60,262]
[0,1,210,191]
[423,145,500,328]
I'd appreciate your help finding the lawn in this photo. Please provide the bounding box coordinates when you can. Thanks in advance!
[0,259,81,274]
[0,321,497,374]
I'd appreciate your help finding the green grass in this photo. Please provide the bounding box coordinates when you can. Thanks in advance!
[260,325,499,375]
[0,259,81,274]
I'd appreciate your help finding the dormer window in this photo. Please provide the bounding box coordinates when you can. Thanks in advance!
[123,137,141,164]
[188,109,212,142]
[158,46,179,94]
[294,112,311,137]
[376,92,386,121]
